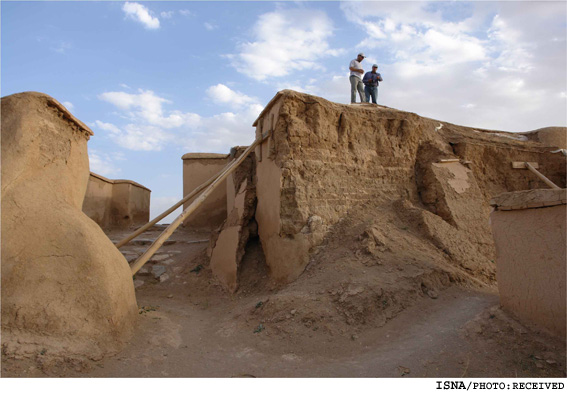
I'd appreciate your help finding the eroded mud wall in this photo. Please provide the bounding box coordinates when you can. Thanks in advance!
[182,153,228,228]
[209,148,257,292]
[522,127,567,149]
[252,90,566,284]
[254,91,444,282]
[1,92,138,359]
[490,189,566,338]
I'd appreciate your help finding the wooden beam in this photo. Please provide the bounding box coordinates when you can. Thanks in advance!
[130,137,264,275]
[512,161,539,169]
[114,160,234,249]
[524,162,560,190]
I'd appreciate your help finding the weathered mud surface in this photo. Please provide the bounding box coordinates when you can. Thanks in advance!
[1,92,138,360]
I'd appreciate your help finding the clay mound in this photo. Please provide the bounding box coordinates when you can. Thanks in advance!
[207,90,565,338]
[1,92,138,359]
[219,198,481,341]
[245,90,565,285]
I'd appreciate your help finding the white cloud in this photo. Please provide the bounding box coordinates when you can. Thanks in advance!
[150,196,182,223]
[47,40,71,54]
[37,36,70,53]
[487,15,533,73]
[94,120,172,151]
[206,84,259,108]
[160,11,174,19]
[228,8,344,81]
[179,9,192,17]
[62,101,74,111]
[122,2,160,30]
[88,149,122,177]
[422,29,486,64]
[97,87,261,153]
[118,124,173,151]
[98,89,200,128]
[182,109,259,153]
[94,120,122,134]
[204,22,217,31]
[338,1,566,132]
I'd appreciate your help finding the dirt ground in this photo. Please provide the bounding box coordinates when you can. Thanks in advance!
[2,222,565,378]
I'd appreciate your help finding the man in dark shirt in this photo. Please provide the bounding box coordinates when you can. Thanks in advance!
[362,64,383,104]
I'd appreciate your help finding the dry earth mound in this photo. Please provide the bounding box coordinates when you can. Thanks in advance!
[208,90,565,335]
[1,92,138,360]
[211,90,565,289]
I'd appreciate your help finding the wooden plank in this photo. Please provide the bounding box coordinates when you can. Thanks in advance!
[524,162,560,189]
[512,161,539,169]
[130,138,263,275]
[114,160,233,249]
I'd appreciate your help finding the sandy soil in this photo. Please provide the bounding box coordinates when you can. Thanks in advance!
[2,225,564,378]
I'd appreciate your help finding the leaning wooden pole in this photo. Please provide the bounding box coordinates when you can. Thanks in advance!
[130,137,263,275]
[525,162,561,190]
[115,160,234,249]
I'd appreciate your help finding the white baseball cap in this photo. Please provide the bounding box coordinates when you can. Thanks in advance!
[358,52,365,58]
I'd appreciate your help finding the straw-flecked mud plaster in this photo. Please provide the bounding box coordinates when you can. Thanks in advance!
[82,172,150,229]
[182,154,228,228]
[251,90,566,284]
[521,127,566,150]
[1,92,138,359]
[83,173,114,227]
[491,189,566,338]
[110,180,151,228]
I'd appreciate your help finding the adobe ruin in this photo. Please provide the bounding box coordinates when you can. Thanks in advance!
[202,90,565,296]
[2,89,565,372]
[82,172,151,230]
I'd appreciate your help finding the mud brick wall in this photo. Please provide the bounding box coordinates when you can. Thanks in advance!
[491,189,566,338]
[452,142,566,200]
[82,172,151,229]
[269,92,434,236]
[255,91,442,282]
[182,153,229,228]
[253,90,566,284]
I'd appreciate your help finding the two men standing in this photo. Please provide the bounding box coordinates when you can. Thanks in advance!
[349,52,383,104]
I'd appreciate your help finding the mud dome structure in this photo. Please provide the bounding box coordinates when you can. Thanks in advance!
[1,92,138,359]
[197,91,566,295]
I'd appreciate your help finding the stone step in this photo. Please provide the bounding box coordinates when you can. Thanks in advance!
[151,265,167,279]
[131,238,177,246]
[136,266,151,276]
[149,254,170,263]
[124,254,138,263]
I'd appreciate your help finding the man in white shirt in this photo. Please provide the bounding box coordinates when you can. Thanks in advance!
[349,53,366,103]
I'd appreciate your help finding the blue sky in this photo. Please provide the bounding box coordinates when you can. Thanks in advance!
[2,1,566,221]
